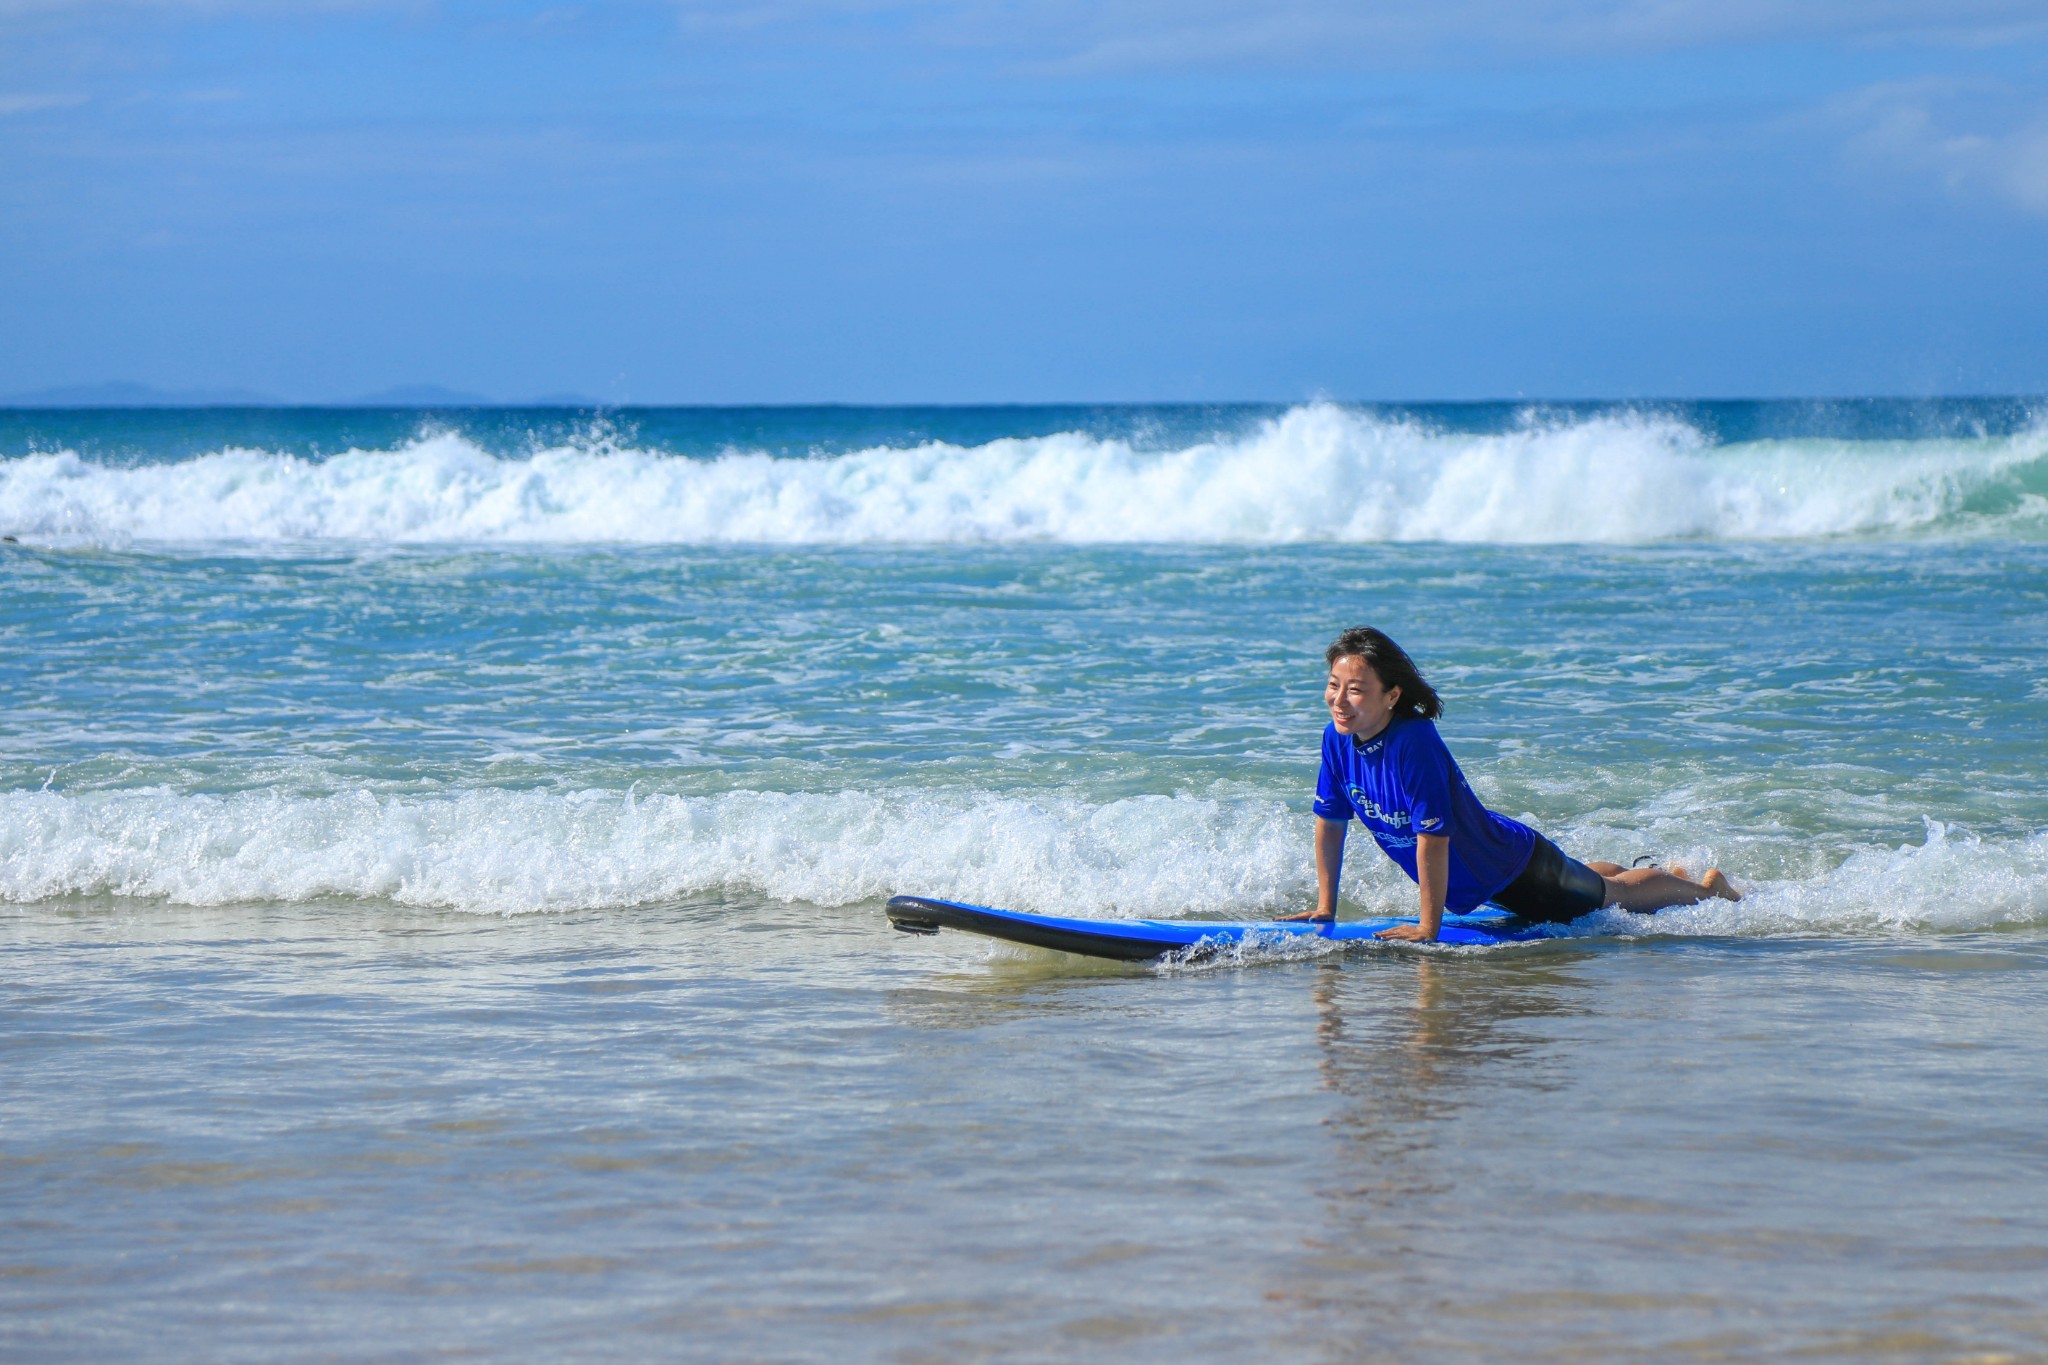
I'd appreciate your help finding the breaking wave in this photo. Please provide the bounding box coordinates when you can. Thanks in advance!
[2,404,2044,545]
[4,787,2043,940]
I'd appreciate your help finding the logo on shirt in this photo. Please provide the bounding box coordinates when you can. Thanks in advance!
[1346,786,1409,827]
[1418,816,1442,832]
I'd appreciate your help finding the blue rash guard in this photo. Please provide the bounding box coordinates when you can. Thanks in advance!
[1312,717,1538,913]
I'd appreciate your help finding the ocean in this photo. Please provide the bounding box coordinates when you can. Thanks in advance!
[3,400,2046,1359]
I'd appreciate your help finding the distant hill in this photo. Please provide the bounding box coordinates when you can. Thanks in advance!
[2,381,281,407]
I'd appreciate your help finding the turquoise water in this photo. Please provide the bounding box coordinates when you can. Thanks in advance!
[4,402,2048,1357]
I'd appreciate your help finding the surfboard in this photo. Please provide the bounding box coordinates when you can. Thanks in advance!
[885,894,1547,961]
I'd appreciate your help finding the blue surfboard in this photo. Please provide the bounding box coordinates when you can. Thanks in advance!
[885,894,1548,961]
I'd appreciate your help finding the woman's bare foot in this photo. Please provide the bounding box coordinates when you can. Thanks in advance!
[1700,868,1741,902]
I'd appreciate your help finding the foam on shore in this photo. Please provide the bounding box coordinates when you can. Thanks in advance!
[5,787,2042,938]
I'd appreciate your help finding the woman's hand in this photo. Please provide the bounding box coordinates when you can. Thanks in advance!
[1277,909,1334,923]
[1372,922,1436,941]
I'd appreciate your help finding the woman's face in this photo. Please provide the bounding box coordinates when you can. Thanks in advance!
[1325,654,1402,740]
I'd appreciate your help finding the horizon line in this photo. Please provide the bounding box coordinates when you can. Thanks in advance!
[4,392,2045,412]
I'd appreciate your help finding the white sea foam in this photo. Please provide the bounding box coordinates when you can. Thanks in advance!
[0,786,1306,917]
[3,404,2043,545]
[3,787,2042,939]
[1573,817,2048,940]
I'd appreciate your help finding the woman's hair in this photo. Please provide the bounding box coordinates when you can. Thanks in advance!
[1325,626,1443,719]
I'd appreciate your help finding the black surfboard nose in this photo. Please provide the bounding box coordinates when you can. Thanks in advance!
[885,895,942,935]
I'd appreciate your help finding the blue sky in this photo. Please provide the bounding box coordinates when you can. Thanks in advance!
[2,0,2045,402]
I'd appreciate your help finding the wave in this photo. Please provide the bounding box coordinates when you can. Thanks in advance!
[0,787,1307,917]
[2,404,2044,545]
[4,788,2043,939]
[1571,817,2048,940]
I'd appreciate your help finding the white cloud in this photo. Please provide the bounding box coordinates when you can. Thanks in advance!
[1843,81,2048,218]
[0,0,407,17]
[0,90,88,113]
[668,0,2048,72]
[7,0,2045,71]
[2006,129,2048,213]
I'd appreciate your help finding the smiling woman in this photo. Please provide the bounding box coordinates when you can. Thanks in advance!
[1288,626,1740,941]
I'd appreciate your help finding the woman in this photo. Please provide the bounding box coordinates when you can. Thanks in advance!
[1287,627,1738,942]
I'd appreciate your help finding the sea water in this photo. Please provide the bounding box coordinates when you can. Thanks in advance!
[3,401,2046,1359]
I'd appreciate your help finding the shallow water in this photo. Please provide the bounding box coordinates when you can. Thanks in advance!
[4,402,2047,1358]
[8,904,2047,1360]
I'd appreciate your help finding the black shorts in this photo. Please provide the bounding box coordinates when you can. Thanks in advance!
[1489,834,1608,924]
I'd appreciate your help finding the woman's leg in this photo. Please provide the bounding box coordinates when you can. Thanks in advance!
[1600,864,1741,911]
[1670,864,1741,902]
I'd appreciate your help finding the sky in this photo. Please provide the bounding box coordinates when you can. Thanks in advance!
[2,0,2046,403]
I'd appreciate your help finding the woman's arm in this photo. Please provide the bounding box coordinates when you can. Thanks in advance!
[1282,817,1348,922]
[1375,832,1448,941]
[1314,816,1347,921]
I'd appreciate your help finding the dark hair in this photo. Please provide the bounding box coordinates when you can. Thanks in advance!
[1325,626,1443,720]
